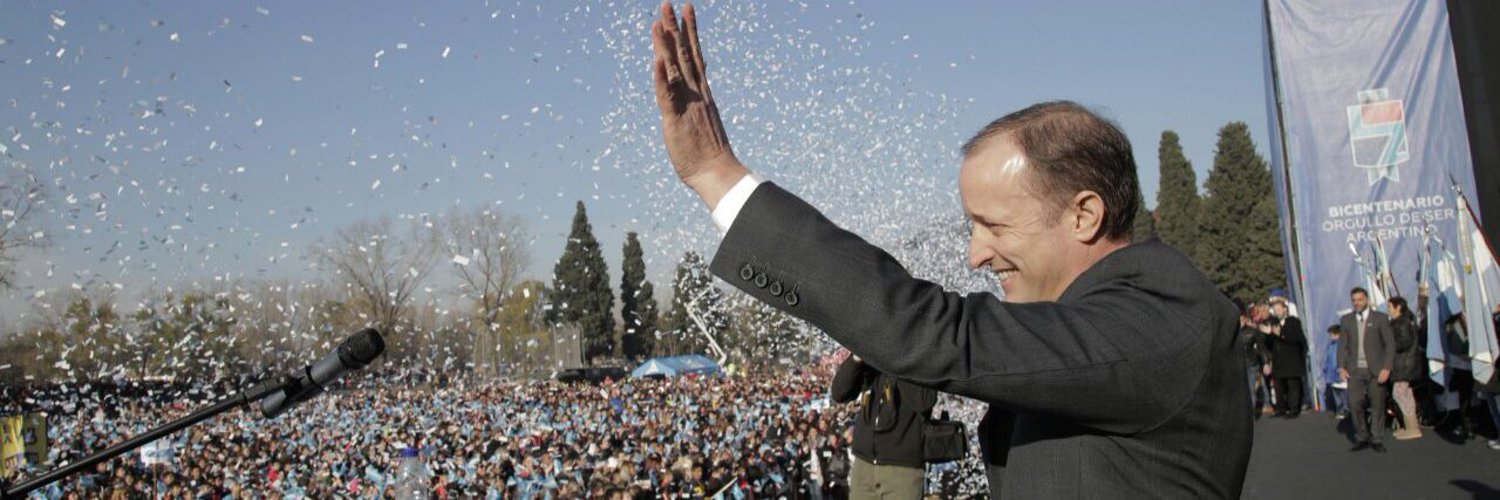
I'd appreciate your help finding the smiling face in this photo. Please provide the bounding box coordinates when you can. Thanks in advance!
[960,137,1093,303]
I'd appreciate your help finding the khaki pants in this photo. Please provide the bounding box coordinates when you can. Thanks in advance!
[850,455,925,500]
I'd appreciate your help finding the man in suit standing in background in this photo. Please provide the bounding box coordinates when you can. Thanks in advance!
[648,3,1250,497]
[1264,300,1308,417]
[1339,287,1396,452]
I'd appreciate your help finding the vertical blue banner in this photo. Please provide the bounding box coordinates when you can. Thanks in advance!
[1264,0,1481,401]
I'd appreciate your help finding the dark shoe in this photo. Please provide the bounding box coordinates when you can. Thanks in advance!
[1371,443,1387,453]
[1350,442,1371,452]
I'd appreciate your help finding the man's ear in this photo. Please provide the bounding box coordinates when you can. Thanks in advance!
[1069,190,1106,243]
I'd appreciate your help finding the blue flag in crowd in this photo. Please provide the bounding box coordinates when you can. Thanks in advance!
[1420,233,1449,387]
[1457,195,1500,385]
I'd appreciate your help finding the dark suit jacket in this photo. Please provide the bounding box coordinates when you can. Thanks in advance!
[1338,309,1396,373]
[829,358,936,467]
[1267,316,1307,378]
[710,183,1251,498]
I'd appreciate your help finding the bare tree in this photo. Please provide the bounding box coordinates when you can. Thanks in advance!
[310,216,439,355]
[228,280,346,371]
[0,167,48,288]
[437,206,529,374]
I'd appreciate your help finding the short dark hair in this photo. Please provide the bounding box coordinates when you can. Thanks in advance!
[1389,296,1408,314]
[1327,325,1341,333]
[961,101,1140,241]
[1350,287,1368,298]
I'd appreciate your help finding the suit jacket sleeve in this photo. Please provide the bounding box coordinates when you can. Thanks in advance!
[711,183,1204,434]
[830,358,868,403]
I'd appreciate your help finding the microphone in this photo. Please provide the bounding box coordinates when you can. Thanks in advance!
[259,328,385,418]
[0,328,386,498]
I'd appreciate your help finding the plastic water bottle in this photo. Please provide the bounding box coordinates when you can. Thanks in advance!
[394,447,430,500]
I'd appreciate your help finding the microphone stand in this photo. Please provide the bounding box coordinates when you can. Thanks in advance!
[0,377,298,499]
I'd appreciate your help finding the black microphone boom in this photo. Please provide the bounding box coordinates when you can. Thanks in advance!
[260,327,385,418]
[0,328,385,500]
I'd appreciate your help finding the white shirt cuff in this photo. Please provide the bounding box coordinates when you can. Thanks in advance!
[710,172,765,234]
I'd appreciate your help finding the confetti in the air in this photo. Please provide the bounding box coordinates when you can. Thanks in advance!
[0,4,991,456]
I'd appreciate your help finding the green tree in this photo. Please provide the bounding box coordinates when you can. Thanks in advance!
[1197,122,1287,304]
[0,330,45,385]
[548,202,615,365]
[12,293,122,381]
[1132,189,1154,242]
[497,280,548,374]
[723,298,807,371]
[619,232,659,360]
[1154,130,1200,255]
[62,295,125,378]
[658,251,726,357]
[134,292,240,379]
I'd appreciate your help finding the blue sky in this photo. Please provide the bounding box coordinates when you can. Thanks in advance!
[0,0,1269,324]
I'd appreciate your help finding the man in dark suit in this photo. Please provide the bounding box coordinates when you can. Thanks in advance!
[1338,287,1396,452]
[649,3,1250,497]
[1264,301,1308,417]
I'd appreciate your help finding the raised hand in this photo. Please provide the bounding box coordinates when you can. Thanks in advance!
[651,1,748,209]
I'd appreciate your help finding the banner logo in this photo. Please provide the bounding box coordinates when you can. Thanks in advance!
[1346,88,1409,184]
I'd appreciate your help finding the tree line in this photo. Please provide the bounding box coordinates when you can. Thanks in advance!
[1145,122,1287,306]
[0,120,1286,384]
[0,197,818,384]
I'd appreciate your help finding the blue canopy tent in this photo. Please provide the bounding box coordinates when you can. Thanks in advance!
[630,354,722,378]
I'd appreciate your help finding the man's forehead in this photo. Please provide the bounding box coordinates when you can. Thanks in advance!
[963,135,1025,170]
[961,149,1039,220]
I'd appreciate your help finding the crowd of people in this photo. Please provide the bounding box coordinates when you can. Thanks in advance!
[10,288,1497,498]
[2,359,991,499]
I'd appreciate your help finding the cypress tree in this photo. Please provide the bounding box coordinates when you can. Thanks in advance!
[619,232,659,360]
[1197,122,1287,304]
[1154,130,1200,255]
[636,281,660,357]
[1132,189,1154,242]
[548,201,615,365]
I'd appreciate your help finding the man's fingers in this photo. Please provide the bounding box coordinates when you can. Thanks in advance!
[652,55,672,110]
[658,1,684,84]
[651,20,684,88]
[672,5,700,89]
[660,0,676,26]
[683,3,711,101]
[684,4,707,74]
